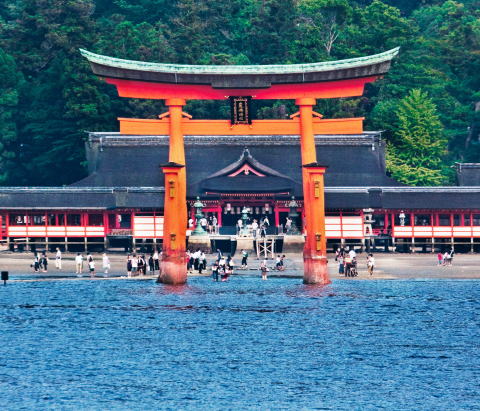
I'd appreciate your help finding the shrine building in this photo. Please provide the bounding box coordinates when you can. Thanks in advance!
[1,48,480,261]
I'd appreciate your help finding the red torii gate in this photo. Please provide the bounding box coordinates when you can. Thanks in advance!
[82,47,399,285]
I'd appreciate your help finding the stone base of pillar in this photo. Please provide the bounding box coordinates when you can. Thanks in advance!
[188,235,211,253]
[303,252,330,285]
[236,237,254,252]
[282,235,305,253]
[157,250,187,285]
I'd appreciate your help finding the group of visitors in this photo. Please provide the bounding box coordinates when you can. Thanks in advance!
[335,247,375,277]
[237,216,270,238]
[211,251,235,282]
[126,251,160,277]
[274,255,286,271]
[437,249,454,266]
[28,247,286,281]
[31,251,49,273]
[75,253,110,277]
[188,215,218,234]
[187,249,207,273]
[31,250,111,277]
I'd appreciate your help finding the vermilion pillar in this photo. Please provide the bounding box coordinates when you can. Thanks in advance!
[296,98,330,285]
[158,98,188,285]
[303,165,329,284]
[159,163,187,284]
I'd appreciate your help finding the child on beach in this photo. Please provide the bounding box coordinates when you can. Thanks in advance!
[260,259,269,280]
[367,253,375,276]
[437,252,443,265]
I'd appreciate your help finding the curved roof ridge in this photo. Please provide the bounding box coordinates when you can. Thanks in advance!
[80,47,400,75]
[205,148,296,182]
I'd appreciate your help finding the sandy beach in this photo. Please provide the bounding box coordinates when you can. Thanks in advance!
[1,251,479,282]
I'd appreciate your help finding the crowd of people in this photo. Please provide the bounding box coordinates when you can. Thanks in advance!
[335,247,376,277]
[237,216,270,238]
[30,248,111,277]
[31,246,462,280]
[188,215,218,234]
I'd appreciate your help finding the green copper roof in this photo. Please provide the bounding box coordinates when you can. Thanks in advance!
[80,48,399,75]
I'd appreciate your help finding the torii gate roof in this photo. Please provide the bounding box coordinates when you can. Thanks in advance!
[80,47,399,99]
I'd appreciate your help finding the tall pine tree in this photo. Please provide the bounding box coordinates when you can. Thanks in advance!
[386,89,450,186]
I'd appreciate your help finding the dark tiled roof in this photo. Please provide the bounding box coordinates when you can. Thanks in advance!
[75,133,401,196]
[455,163,480,186]
[0,187,164,209]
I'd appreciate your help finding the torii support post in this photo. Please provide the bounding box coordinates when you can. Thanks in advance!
[302,164,329,285]
[159,163,187,284]
[158,98,188,285]
[296,98,330,285]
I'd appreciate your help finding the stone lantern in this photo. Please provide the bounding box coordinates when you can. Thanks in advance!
[192,196,207,235]
[287,196,299,235]
[240,206,250,236]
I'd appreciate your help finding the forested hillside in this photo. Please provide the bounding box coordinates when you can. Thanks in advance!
[0,0,479,186]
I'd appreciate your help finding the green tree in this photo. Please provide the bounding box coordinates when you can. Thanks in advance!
[296,0,352,61]
[386,89,450,186]
[246,0,298,64]
[0,49,22,184]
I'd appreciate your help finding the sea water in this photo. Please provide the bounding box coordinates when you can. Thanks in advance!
[0,277,479,410]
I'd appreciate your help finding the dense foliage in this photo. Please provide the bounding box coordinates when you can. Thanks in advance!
[0,0,479,186]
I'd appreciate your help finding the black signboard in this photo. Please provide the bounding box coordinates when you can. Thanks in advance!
[229,96,252,125]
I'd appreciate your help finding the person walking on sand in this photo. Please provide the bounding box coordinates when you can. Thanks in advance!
[131,254,138,276]
[260,259,269,280]
[153,250,160,271]
[367,253,375,276]
[32,253,40,273]
[149,254,155,274]
[88,257,96,277]
[40,252,48,273]
[55,248,62,270]
[75,253,83,275]
[126,255,132,277]
[212,261,219,282]
[102,253,110,275]
[241,249,248,269]
[437,252,443,266]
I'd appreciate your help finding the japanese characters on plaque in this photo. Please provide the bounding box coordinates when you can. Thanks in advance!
[229,96,252,125]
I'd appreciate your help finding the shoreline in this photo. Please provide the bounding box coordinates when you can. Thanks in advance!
[1,251,479,282]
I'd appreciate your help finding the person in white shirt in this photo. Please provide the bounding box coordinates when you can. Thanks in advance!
[367,253,375,275]
[349,249,357,259]
[131,254,138,275]
[55,248,62,270]
[102,253,110,274]
[212,215,218,234]
[193,249,201,271]
[200,217,208,232]
[88,258,95,277]
[237,218,243,235]
[251,220,258,238]
[153,250,160,271]
[75,253,83,274]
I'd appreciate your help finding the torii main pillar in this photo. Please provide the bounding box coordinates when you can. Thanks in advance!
[158,98,188,285]
[296,98,329,285]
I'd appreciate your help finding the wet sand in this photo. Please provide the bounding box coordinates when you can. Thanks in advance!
[1,251,479,282]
